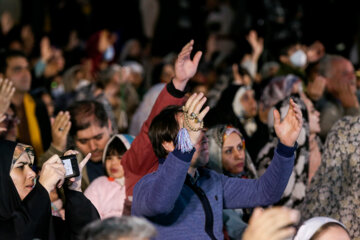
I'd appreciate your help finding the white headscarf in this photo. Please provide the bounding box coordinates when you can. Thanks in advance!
[294,217,347,240]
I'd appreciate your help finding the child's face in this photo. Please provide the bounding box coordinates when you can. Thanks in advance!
[105,155,124,179]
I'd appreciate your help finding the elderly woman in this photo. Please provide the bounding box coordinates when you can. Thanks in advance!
[0,140,99,239]
[299,115,360,239]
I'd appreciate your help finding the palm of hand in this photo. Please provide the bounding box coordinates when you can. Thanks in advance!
[175,57,196,81]
[274,104,302,147]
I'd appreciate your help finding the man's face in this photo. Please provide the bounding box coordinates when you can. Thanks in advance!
[328,59,356,94]
[75,122,112,162]
[5,57,31,93]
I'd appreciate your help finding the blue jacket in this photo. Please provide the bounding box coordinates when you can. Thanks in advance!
[132,142,296,240]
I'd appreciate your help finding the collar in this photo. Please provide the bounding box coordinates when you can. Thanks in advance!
[187,169,200,185]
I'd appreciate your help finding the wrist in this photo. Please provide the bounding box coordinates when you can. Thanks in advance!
[51,142,65,152]
[38,178,52,195]
[173,77,188,91]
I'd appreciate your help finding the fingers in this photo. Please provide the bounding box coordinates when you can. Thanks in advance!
[178,40,194,61]
[180,39,194,53]
[188,92,204,114]
[46,154,62,164]
[52,111,71,134]
[192,94,207,115]
[197,106,210,121]
[192,51,202,66]
[273,108,281,126]
[64,149,79,156]
[249,207,264,224]
[79,153,91,170]
[0,114,5,123]
[290,99,303,123]
[0,78,15,98]
[184,93,198,110]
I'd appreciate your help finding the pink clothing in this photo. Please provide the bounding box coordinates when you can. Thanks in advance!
[84,176,125,219]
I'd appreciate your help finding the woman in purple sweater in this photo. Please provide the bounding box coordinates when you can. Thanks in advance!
[132,91,303,240]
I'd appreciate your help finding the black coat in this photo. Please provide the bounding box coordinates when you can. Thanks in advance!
[0,140,100,240]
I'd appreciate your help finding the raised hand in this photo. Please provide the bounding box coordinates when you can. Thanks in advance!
[173,40,203,91]
[242,207,300,240]
[182,92,210,145]
[39,154,66,194]
[64,150,91,192]
[40,36,53,62]
[274,98,303,147]
[51,111,71,152]
[337,81,359,108]
[0,78,15,115]
[246,30,264,61]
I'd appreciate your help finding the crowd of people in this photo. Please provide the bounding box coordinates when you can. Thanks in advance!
[0,1,359,240]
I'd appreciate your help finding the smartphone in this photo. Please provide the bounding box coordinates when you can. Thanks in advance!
[60,154,80,178]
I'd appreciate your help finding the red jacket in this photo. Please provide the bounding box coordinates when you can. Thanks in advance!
[122,82,186,198]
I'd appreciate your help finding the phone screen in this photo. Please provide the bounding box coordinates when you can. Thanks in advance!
[63,159,74,176]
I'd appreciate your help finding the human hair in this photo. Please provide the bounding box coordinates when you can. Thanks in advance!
[317,54,346,79]
[97,64,122,89]
[106,137,127,158]
[148,105,182,159]
[0,50,27,74]
[68,100,109,137]
[79,216,156,240]
[310,222,350,240]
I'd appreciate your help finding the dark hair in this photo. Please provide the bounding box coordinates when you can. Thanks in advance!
[68,100,109,137]
[0,50,27,74]
[148,105,182,159]
[310,222,350,240]
[106,137,127,158]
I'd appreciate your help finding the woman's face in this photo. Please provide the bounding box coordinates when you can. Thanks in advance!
[105,154,124,179]
[315,226,350,240]
[221,132,245,174]
[240,90,257,118]
[10,153,36,200]
[304,96,320,134]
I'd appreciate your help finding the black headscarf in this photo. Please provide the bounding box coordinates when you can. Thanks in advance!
[0,140,22,221]
[0,140,53,240]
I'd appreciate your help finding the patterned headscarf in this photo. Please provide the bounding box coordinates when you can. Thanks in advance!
[206,125,257,178]
[11,143,35,171]
[299,115,360,239]
[256,94,310,208]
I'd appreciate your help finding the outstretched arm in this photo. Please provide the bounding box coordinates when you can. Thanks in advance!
[223,99,302,208]
[122,40,203,197]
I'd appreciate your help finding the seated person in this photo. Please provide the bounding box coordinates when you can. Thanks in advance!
[85,134,134,219]
[206,125,258,239]
[0,141,99,239]
[132,92,303,239]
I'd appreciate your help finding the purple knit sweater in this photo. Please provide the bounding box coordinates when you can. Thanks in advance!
[132,142,296,240]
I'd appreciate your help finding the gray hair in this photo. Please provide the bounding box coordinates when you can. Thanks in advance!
[80,216,156,240]
[97,64,122,87]
[318,54,346,78]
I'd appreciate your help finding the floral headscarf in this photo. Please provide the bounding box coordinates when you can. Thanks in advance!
[11,143,34,171]
[206,125,257,179]
[299,115,360,239]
